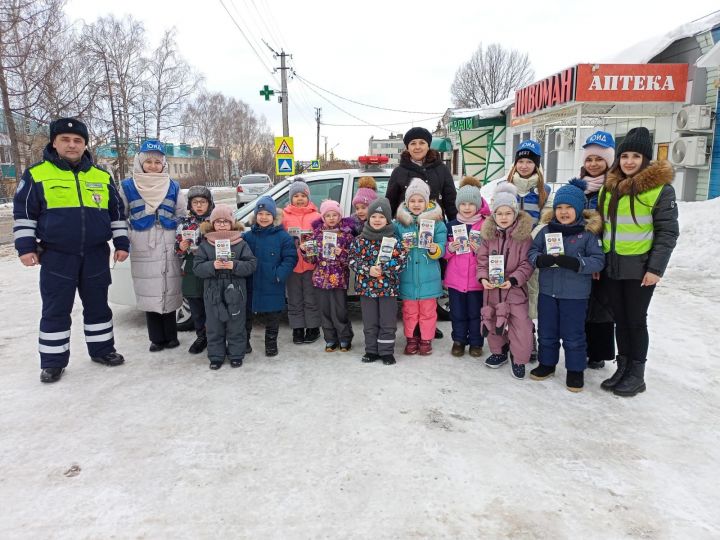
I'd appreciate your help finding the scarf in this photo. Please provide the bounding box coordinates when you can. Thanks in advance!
[582,173,606,194]
[457,212,483,225]
[548,219,584,235]
[132,172,171,214]
[511,172,538,197]
[204,230,243,246]
[360,221,396,241]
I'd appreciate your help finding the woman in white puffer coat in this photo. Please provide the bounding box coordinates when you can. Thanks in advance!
[119,140,186,352]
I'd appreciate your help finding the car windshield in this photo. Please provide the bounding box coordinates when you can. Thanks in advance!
[240,175,269,184]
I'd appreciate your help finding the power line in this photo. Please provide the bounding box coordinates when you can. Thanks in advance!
[321,115,443,127]
[293,74,393,133]
[218,0,279,85]
[293,72,444,115]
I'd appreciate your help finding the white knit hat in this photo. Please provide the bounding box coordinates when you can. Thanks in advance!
[491,182,519,214]
[404,178,430,204]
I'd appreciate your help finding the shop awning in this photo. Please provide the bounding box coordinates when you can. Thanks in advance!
[431,137,453,152]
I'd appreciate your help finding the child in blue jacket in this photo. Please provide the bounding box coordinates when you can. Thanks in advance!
[394,178,447,356]
[242,196,298,357]
[528,184,605,392]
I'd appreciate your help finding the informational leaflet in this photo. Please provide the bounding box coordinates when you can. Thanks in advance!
[322,231,337,260]
[215,239,231,261]
[401,232,416,250]
[545,232,565,256]
[488,254,505,287]
[469,230,482,244]
[181,229,198,244]
[452,224,471,254]
[377,237,397,264]
[418,219,434,250]
[287,227,301,239]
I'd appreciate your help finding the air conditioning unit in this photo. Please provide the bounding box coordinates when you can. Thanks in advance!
[675,105,712,132]
[670,136,708,167]
[554,131,574,151]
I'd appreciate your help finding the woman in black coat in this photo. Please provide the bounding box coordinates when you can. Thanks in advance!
[385,127,457,221]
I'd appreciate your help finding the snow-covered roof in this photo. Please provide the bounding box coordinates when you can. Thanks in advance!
[447,96,514,120]
[603,10,720,64]
[697,39,720,67]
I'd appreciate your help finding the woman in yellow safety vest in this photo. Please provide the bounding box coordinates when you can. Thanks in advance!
[597,127,679,397]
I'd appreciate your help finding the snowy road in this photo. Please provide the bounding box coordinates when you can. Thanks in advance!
[0,202,718,538]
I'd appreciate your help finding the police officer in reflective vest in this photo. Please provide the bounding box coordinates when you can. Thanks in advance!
[13,118,130,383]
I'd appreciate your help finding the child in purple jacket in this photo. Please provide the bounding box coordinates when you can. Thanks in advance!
[477,183,535,380]
[301,199,355,352]
[444,176,490,358]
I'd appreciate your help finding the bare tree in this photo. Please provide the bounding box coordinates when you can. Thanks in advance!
[143,28,202,140]
[84,15,146,179]
[450,43,534,108]
[0,0,65,175]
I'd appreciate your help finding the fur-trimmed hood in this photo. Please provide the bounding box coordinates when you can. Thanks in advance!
[200,220,244,234]
[605,160,674,196]
[249,212,284,228]
[480,210,533,241]
[539,208,602,235]
[396,201,444,226]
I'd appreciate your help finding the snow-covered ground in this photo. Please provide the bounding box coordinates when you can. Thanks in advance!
[0,202,718,539]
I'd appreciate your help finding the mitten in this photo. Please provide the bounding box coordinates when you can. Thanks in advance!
[554,255,581,272]
[535,254,556,268]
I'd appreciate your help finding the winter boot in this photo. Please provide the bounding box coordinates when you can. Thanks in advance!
[418,340,433,356]
[188,333,207,355]
[382,354,396,365]
[40,367,64,383]
[340,342,352,352]
[468,345,483,358]
[165,339,180,349]
[361,352,379,363]
[91,351,125,366]
[292,328,305,344]
[613,361,646,397]
[149,342,165,352]
[510,355,525,380]
[404,336,419,355]
[600,355,629,391]
[435,328,444,339]
[209,360,223,370]
[265,330,279,357]
[451,342,466,357]
[566,370,584,392]
[230,359,243,368]
[587,359,605,369]
[325,342,338,352]
[530,364,556,380]
[484,352,508,368]
[304,328,321,344]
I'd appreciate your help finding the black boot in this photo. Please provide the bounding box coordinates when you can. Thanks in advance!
[266,330,279,357]
[292,328,305,344]
[40,367,64,383]
[304,327,320,344]
[188,333,207,354]
[613,361,646,397]
[600,355,628,391]
[91,351,125,366]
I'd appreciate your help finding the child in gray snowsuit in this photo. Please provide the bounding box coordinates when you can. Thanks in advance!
[193,204,257,369]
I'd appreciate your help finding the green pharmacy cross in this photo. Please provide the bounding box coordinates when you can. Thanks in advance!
[259,85,275,101]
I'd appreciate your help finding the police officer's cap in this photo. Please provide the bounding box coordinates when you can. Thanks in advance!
[50,118,89,144]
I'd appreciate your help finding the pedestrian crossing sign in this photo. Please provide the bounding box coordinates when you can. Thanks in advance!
[276,157,295,175]
[274,137,294,155]
[310,160,320,170]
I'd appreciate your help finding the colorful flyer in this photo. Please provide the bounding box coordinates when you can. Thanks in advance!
[322,231,337,260]
[452,224,471,254]
[377,237,397,264]
[418,219,434,250]
[181,229,198,244]
[304,239,318,257]
[215,239,231,261]
[401,231,416,250]
[488,254,505,287]
[469,230,482,244]
[545,232,565,256]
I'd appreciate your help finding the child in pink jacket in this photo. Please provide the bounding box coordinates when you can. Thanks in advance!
[477,183,534,380]
[444,176,490,358]
[283,181,322,345]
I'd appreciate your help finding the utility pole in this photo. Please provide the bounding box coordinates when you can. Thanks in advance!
[315,107,321,160]
[264,42,291,136]
[323,136,328,162]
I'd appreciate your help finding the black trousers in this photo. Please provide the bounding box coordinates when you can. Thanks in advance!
[605,279,655,364]
[146,311,178,345]
[586,321,615,362]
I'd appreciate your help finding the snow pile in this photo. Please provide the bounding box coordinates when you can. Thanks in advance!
[664,199,720,291]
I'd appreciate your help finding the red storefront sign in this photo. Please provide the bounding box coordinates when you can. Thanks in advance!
[575,63,688,102]
[514,67,575,117]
